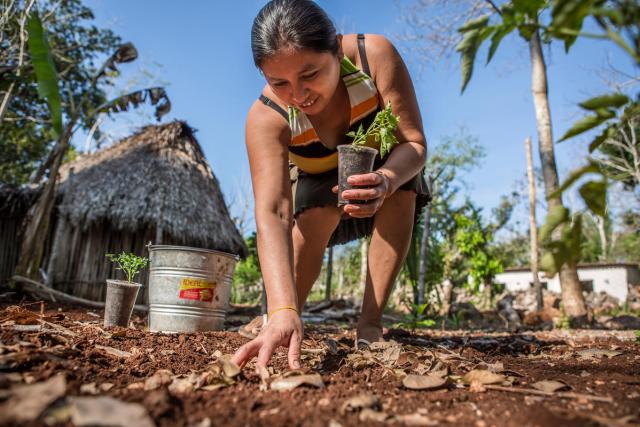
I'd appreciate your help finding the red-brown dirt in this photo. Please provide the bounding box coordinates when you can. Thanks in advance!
[0,300,638,427]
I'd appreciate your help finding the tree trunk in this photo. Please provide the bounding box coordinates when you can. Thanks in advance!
[15,120,74,280]
[529,29,587,320]
[439,279,453,316]
[359,238,368,288]
[417,175,434,306]
[324,246,333,302]
[525,136,543,311]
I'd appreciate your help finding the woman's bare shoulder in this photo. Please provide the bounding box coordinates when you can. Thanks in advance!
[246,97,290,145]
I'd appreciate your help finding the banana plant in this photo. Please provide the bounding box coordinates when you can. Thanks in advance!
[16,11,171,281]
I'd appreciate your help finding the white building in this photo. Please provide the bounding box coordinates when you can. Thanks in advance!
[495,263,640,303]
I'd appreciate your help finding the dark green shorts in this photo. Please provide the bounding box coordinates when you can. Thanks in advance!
[290,161,431,247]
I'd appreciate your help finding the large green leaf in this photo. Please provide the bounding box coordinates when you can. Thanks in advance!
[27,14,62,138]
[579,93,630,110]
[557,109,616,142]
[564,214,583,264]
[456,23,493,94]
[539,205,569,242]
[588,124,616,153]
[549,161,600,198]
[487,23,514,64]
[578,180,607,217]
[458,14,490,33]
[540,240,570,276]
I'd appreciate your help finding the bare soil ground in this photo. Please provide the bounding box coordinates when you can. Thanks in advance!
[0,299,638,427]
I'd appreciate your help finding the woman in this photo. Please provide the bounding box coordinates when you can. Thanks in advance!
[232,0,428,371]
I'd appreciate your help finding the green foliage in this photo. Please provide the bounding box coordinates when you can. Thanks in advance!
[1,0,123,184]
[635,330,640,342]
[455,0,639,276]
[453,213,503,293]
[232,233,263,304]
[105,252,148,283]
[556,305,572,329]
[26,14,62,138]
[347,101,400,158]
[395,303,436,330]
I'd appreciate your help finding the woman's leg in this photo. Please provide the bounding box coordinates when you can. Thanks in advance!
[292,206,343,309]
[357,190,416,343]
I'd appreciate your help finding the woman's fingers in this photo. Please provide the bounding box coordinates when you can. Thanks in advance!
[341,187,383,201]
[347,172,382,187]
[232,339,261,369]
[256,340,278,370]
[287,331,302,370]
[331,185,339,194]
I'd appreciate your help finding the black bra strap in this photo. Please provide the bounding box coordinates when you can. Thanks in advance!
[259,94,288,122]
[357,34,371,77]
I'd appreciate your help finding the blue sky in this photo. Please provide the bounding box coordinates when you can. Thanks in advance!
[80,0,637,235]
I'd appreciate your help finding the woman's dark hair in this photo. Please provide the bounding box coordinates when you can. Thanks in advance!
[251,0,339,67]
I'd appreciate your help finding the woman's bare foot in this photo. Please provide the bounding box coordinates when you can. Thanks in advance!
[356,318,384,346]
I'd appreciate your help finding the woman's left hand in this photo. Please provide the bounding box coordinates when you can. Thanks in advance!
[334,171,391,218]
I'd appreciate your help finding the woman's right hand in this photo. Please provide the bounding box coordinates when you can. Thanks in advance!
[232,309,303,372]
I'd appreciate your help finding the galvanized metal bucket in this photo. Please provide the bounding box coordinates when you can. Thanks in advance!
[147,245,238,332]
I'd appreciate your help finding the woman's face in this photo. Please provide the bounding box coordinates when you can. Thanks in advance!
[260,46,342,115]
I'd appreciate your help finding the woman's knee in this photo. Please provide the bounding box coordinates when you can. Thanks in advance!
[293,205,341,243]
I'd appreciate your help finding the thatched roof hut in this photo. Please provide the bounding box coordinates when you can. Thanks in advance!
[2,120,247,302]
[57,120,246,256]
[0,185,39,285]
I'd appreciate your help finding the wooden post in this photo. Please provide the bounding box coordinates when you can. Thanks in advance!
[324,246,333,302]
[359,238,368,288]
[417,175,434,305]
[525,136,543,311]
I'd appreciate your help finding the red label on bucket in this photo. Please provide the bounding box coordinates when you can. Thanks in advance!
[179,278,216,302]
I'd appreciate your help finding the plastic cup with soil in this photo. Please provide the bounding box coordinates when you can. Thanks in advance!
[337,144,379,206]
[104,279,142,328]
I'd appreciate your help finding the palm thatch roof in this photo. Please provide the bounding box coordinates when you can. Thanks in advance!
[57,120,247,257]
[0,184,38,218]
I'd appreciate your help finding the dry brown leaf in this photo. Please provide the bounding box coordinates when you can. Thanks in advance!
[270,374,324,391]
[168,378,194,395]
[576,349,623,360]
[468,381,487,393]
[381,345,402,365]
[462,369,505,385]
[403,374,447,390]
[0,374,66,424]
[393,413,439,426]
[95,345,132,359]
[531,380,571,393]
[216,357,241,379]
[340,393,381,414]
[359,408,390,423]
[369,340,399,350]
[144,369,173,391]
[70,396,154,427]
[257,365,270,391]
[80,382,99,395]
[99,383,114,392]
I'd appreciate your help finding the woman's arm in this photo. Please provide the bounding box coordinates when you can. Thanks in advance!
[232,101,303,371]
[342,34,427,218]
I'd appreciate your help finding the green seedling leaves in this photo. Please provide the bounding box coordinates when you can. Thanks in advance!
[348,101,400,159]
[106,252,149,283]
